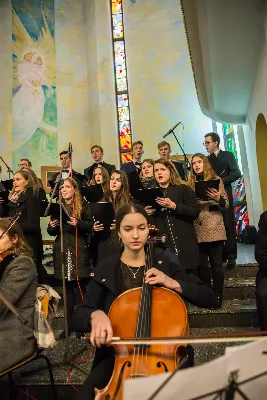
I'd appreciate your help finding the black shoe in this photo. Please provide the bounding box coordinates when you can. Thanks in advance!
[226,261,236,268]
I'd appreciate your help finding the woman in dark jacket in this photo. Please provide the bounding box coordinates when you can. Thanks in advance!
[140,159,156,189]
[255,210,267,331]
[145,159,200,270]
[0,217,37,373]
[47,177,93,333]
[6,169,47,283]
[71,204,217,400]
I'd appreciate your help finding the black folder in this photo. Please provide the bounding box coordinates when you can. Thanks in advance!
[47,202,71,223]
[1,179,13,191]
[0,190,9,204]
[134,187,164,211]
[89,202,115,232]
[82,184,103,203]
[128,170,144,196]
[195,179,220,201]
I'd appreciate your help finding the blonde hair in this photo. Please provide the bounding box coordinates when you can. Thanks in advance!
[154,159,184,185]
[62,178,83,219]
[188,153,218,189]
[8,170,35,199]
[23,168,42,195]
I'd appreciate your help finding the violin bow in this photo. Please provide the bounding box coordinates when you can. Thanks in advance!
[0,212,21,239]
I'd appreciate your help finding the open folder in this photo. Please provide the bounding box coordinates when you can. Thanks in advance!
[89,202,115,232]
[82,184,103,203]
[0,190,10,204]
[195,179,220,201]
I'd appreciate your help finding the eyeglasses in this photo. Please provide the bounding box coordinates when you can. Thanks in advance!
[203,141,214,146]
[18,163,30,167]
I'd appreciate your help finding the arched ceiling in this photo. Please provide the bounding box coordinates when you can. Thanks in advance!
[181,0,266,124]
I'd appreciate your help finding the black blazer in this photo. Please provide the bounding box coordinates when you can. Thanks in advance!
[208,150,241,202]
[84,162,116,181]
[51,169,86,188]
[255,211,267,275]
[7,187,43,259]
[172,160,186,181]
[121,161,140,174]
[151,184,200,270]
[71,247,218,334]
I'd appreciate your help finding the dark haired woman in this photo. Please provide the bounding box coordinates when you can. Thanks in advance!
[71,204,217,399]
[0,217,37,373]
[91,166,110,200]
[145,159,200,271]
[140,159,156,189]
[6,170,47,283]
[47,178,94,335]
[93,170,132,263]
[188,153,229,307]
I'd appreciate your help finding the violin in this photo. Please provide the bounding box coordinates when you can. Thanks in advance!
[94,226,188,400]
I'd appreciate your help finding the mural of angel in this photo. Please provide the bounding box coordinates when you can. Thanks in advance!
[12,52,46,150]
[12,6,57,152]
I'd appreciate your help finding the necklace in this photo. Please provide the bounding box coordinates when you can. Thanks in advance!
[124,263,144,279]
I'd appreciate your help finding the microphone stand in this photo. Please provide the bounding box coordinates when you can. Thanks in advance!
[167,123,191,172]
[0,156,14,179]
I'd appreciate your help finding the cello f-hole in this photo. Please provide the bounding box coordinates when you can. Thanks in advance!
[111,361,131,400]
[156,361,169,372]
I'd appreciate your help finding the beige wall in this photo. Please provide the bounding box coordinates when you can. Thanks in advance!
[123,0,212,160]
[0,0,12,180]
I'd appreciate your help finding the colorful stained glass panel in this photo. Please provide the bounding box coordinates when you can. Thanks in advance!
[112,13,122,28]
[114,41,124,53]
[112,0,122,14]
[117,94,128,107]
[117,78,127,91]
[113,26,124,39]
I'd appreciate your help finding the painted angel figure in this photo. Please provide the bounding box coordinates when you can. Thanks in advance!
[12,52,46,151]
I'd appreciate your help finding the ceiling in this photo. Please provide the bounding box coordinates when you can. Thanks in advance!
[181,0,266,124]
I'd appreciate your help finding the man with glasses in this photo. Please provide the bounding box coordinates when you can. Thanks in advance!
[18,158,43,186]
[204,132,241,267]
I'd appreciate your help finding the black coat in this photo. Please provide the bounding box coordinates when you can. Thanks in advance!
[8,187,43,260]
[255,211,267,275]
[71,247,218,332]
[47,201,94,280]
[208,150,241,203]
[151,184,200,270]
[84,162,116,181]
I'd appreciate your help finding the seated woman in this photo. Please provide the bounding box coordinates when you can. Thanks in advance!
[140,159,156,189]
[6,170,47,283]
[47,178,93,335]
[188,153,229,307]
[71,204,217,400]
[145,159,200,271]
[255,210,267,330]
[0,217,37,373]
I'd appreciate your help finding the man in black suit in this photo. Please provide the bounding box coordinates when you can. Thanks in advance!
[157,140,186,181]
[204,132,241,267]
[84,145,116,182]
[121,140,143,174]
[51,150,86,190]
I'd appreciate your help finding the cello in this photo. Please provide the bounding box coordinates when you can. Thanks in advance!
[95,227,189,400]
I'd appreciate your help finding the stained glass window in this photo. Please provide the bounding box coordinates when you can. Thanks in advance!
[110,0,133,164]
[222,124,249,236]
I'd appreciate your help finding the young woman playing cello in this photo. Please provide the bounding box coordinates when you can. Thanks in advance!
[71,204,217,400]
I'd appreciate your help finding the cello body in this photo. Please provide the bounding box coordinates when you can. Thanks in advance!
[95,286,188,400]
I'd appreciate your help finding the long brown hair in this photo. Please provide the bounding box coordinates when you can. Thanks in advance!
[22,168,42,195]
[154,159,184,185]
[8,170,35,199]
[91,166,110,196]
[0,218,33,257]
[109,170,130,214]
[62,178,83,219]
[188,153,218,189]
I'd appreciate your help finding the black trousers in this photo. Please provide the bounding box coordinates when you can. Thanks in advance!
[222,205,237,263]
[64,279,89,325]
[256,272,267,330]
[198,241,225,297]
